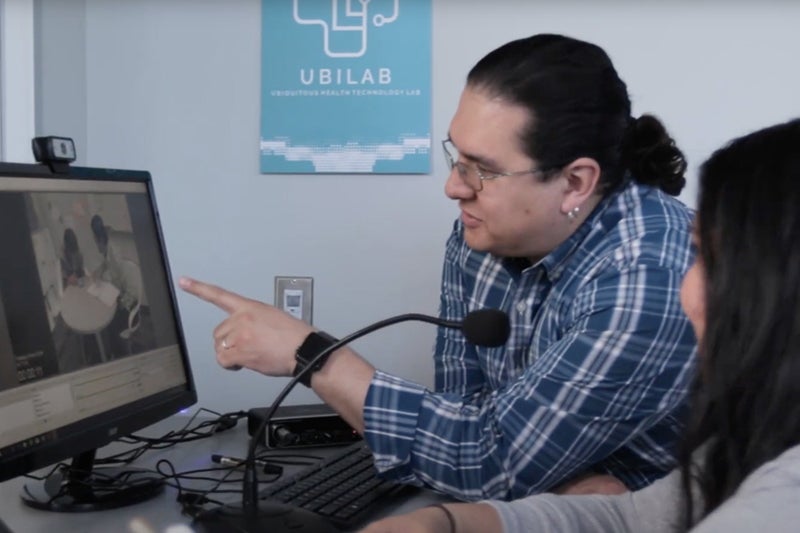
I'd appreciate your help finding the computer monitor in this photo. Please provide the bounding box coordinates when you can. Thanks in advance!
[0,162,196,511]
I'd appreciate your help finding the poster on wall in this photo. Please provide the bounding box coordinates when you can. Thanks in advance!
[260,0,432,174]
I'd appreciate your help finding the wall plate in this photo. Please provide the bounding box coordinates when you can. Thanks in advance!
[274,276,313,324]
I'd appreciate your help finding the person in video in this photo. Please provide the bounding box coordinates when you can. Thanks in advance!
[60,227,86,288]
[180,34,697,500]
[361,118,800,532]
[91,214,138,357]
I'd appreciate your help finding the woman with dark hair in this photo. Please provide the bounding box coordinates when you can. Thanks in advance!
[60,228,85,287]
[362,118,800,532]
[179,34,697,499]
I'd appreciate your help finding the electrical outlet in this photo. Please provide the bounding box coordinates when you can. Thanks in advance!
[274,276,313,324]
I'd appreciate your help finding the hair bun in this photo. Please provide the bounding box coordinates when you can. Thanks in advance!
[622,114,687,196]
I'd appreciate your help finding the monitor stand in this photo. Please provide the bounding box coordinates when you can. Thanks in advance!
[20,449,164,512]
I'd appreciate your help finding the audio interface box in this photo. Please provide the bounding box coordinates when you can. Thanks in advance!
[247,403,362,448]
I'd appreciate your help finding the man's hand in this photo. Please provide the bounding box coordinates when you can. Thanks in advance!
[359,507,446,533]
[179,276,313,376]
[360,503,501,533]
[553,472,628,495]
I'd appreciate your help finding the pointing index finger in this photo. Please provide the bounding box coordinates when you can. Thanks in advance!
[179,276,247,314]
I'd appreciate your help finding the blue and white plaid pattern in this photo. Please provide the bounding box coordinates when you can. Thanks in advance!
[364,182,698,501]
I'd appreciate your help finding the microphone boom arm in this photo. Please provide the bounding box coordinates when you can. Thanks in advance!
[243,313,463,512]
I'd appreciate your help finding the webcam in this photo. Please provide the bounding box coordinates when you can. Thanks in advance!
[32,136,76,173]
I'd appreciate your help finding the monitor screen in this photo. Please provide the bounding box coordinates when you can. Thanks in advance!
[0,163,196,510]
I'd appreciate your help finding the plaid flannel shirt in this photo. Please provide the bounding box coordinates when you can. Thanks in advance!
[364,182,698,501]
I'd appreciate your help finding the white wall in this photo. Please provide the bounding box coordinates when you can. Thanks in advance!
[35,0,800,413]
[1,0,35,162]
[33,0,86,164]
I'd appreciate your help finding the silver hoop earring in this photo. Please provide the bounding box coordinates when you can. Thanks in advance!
[566,206,580,220]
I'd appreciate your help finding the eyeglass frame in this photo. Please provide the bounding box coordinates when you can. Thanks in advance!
[442,138,552,192]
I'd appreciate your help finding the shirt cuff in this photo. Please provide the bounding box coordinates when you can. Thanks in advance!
[363,370,428,481]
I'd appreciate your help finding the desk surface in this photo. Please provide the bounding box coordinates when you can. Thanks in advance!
[0,414,446,533]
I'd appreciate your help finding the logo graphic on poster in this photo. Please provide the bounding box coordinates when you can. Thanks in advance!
[293,0,399,58]
[260,0,431,174]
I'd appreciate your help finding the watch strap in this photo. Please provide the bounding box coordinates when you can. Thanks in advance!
[293,331,338,387]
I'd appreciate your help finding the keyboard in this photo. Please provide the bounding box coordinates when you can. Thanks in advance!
[260,442,414,530]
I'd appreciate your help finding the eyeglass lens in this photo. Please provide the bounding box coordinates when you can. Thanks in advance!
[443,140,481,191]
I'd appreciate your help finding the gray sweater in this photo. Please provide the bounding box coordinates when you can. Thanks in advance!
[488,444,800,532]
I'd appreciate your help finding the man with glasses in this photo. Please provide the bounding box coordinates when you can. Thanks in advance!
[181,34,697,501]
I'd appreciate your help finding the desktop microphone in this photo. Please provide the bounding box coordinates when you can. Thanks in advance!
[192,308,510,532]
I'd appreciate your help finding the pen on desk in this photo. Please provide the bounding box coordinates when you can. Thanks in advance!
[210,453,246,467]
[210,454,283,475]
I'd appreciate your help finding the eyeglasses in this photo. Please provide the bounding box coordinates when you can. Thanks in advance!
[442,138,547,192]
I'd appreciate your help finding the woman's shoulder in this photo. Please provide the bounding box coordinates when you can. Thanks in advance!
[691,444,800,532]
[741,444,800,490]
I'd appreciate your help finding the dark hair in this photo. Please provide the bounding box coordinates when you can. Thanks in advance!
[91,214,107,244]
[467,34,686,196]
[63,228,79,253]
[679,118,800,529]
[62,228,84,277]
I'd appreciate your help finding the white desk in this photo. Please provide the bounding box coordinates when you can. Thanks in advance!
[60,283,118,362]
[0,415,446,533]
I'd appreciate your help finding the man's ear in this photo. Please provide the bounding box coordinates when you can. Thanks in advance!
[560,157,601,214]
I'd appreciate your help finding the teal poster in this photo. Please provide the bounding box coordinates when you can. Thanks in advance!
[260,0,432,173]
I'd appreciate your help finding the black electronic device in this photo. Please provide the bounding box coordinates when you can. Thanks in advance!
[247,404,361,448]
[31,136,77,174]
[0,161,197,511]
[192,308,510,533]
[191,501,339,533]
[260,441,412,530]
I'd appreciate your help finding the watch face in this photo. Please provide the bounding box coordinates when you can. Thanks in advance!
[295,332,337,386]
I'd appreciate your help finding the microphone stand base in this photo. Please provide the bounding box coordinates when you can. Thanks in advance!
[192,500,340,533]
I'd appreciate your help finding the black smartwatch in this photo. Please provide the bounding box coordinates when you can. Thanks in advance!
[293,331,338,387]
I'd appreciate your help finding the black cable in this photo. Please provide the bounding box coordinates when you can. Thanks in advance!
[20,407,286,513]
[155,458,282,518]
[20,407,248,508]
[96,408,247,465]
